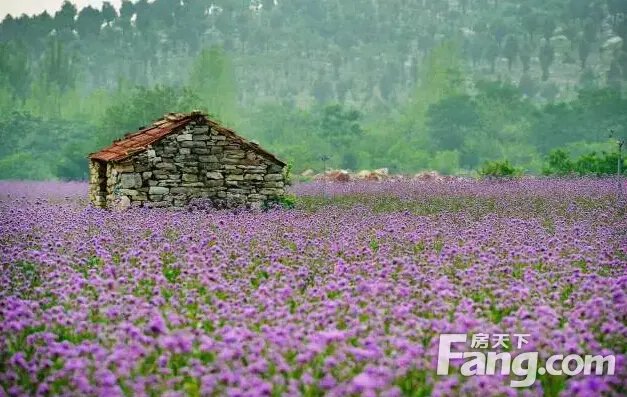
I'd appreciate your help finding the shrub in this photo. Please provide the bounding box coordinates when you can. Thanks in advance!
[542,149,574,176]
[542,149,625,176]
[262,194,296,211]
[283,162,294,186]
[478,160,523,178]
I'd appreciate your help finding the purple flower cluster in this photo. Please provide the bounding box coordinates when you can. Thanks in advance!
[0,179,625,396]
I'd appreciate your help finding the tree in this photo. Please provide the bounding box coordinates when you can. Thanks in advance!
[53,1,77,40]
[578,39,591,69]
[427,95,479,151]
[519,73,537,98]
[519,40,532,72]
[542,149,573,175]
[478,159,523,178]
[76,6,103,40]
[607,56,623,88]
[40,40,78,93]
[119,0,136,36]
[0,41,30,100]
[539,41,555,81]
[312,73,333,104]
[485,39,501,73]
[541,14,556,40]
[316,104,363,169]
[503,34,519,71]
[521,11,539,41]
[188,47,237,125]
[101,2,118,27]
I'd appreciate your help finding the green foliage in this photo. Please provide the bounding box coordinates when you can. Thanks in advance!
[543,149,574,175]
[0,1,625,180]
[283,162,294,186]
[263,195,297,211]
[478,159,523,178]
[543,148,625,176]
[188,47,237,125]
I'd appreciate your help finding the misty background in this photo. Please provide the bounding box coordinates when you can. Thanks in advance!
[0,0,626,180]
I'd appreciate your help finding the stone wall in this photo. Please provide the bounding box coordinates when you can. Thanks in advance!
[88,160,107,207]
[91,118,285,209]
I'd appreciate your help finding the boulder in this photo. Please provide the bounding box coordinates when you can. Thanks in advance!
[113,195,131,211]
[365,172,382,181]
[354,170,371,179]
[326,170,351,182]
[374,168,389,176]
[413,171,443,182]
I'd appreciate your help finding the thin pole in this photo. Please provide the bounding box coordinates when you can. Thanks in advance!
[619,140,624,197]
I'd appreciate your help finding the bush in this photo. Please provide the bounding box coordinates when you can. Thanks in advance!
[478,159,523,178]
[262,194,296,211]
[542,149,573,176]
[283,162,294,186]
[542,148,625,176]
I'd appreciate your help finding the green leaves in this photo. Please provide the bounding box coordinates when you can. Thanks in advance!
[478,159,523,178]
[189,47,237,126]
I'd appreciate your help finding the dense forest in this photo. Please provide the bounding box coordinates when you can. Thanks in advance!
[0,0,626,179]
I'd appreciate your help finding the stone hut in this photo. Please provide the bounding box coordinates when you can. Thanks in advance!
[89,112,286,209]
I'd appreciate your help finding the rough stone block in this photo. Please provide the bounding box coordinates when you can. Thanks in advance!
[264,181,284,188]
[206,172,223,179]
[205,180,224,187]
[244,174,264,181]
[135,164,150,172]
[113,196,131,211]
[120,173,142,189]
[181,141,206,148]
[201,163,220,171]
[268,164,284,173]
[169,187,189,195]
[176,134,193,141]
[155,162,177,170]
[116,163,134,173]
[259,188,283,196]
[149,186,169,195]
[224,151,246,159]
[264,174,283,181]
[198,155,218,163]
[248,194,266,201]
[182,174,199,182]
[119,189,139,196]
[221,158,243,165]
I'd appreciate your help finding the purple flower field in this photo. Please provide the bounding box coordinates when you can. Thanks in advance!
[1,179,626,397]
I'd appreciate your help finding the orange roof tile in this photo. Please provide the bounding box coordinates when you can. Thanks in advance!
[89,112,286,166]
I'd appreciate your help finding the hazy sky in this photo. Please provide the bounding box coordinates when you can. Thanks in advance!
[2,1,122,18]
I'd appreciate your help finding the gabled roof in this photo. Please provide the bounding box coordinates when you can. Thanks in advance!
[89,112,286,166]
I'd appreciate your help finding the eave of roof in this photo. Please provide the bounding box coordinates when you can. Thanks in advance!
[89,112,286,166]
